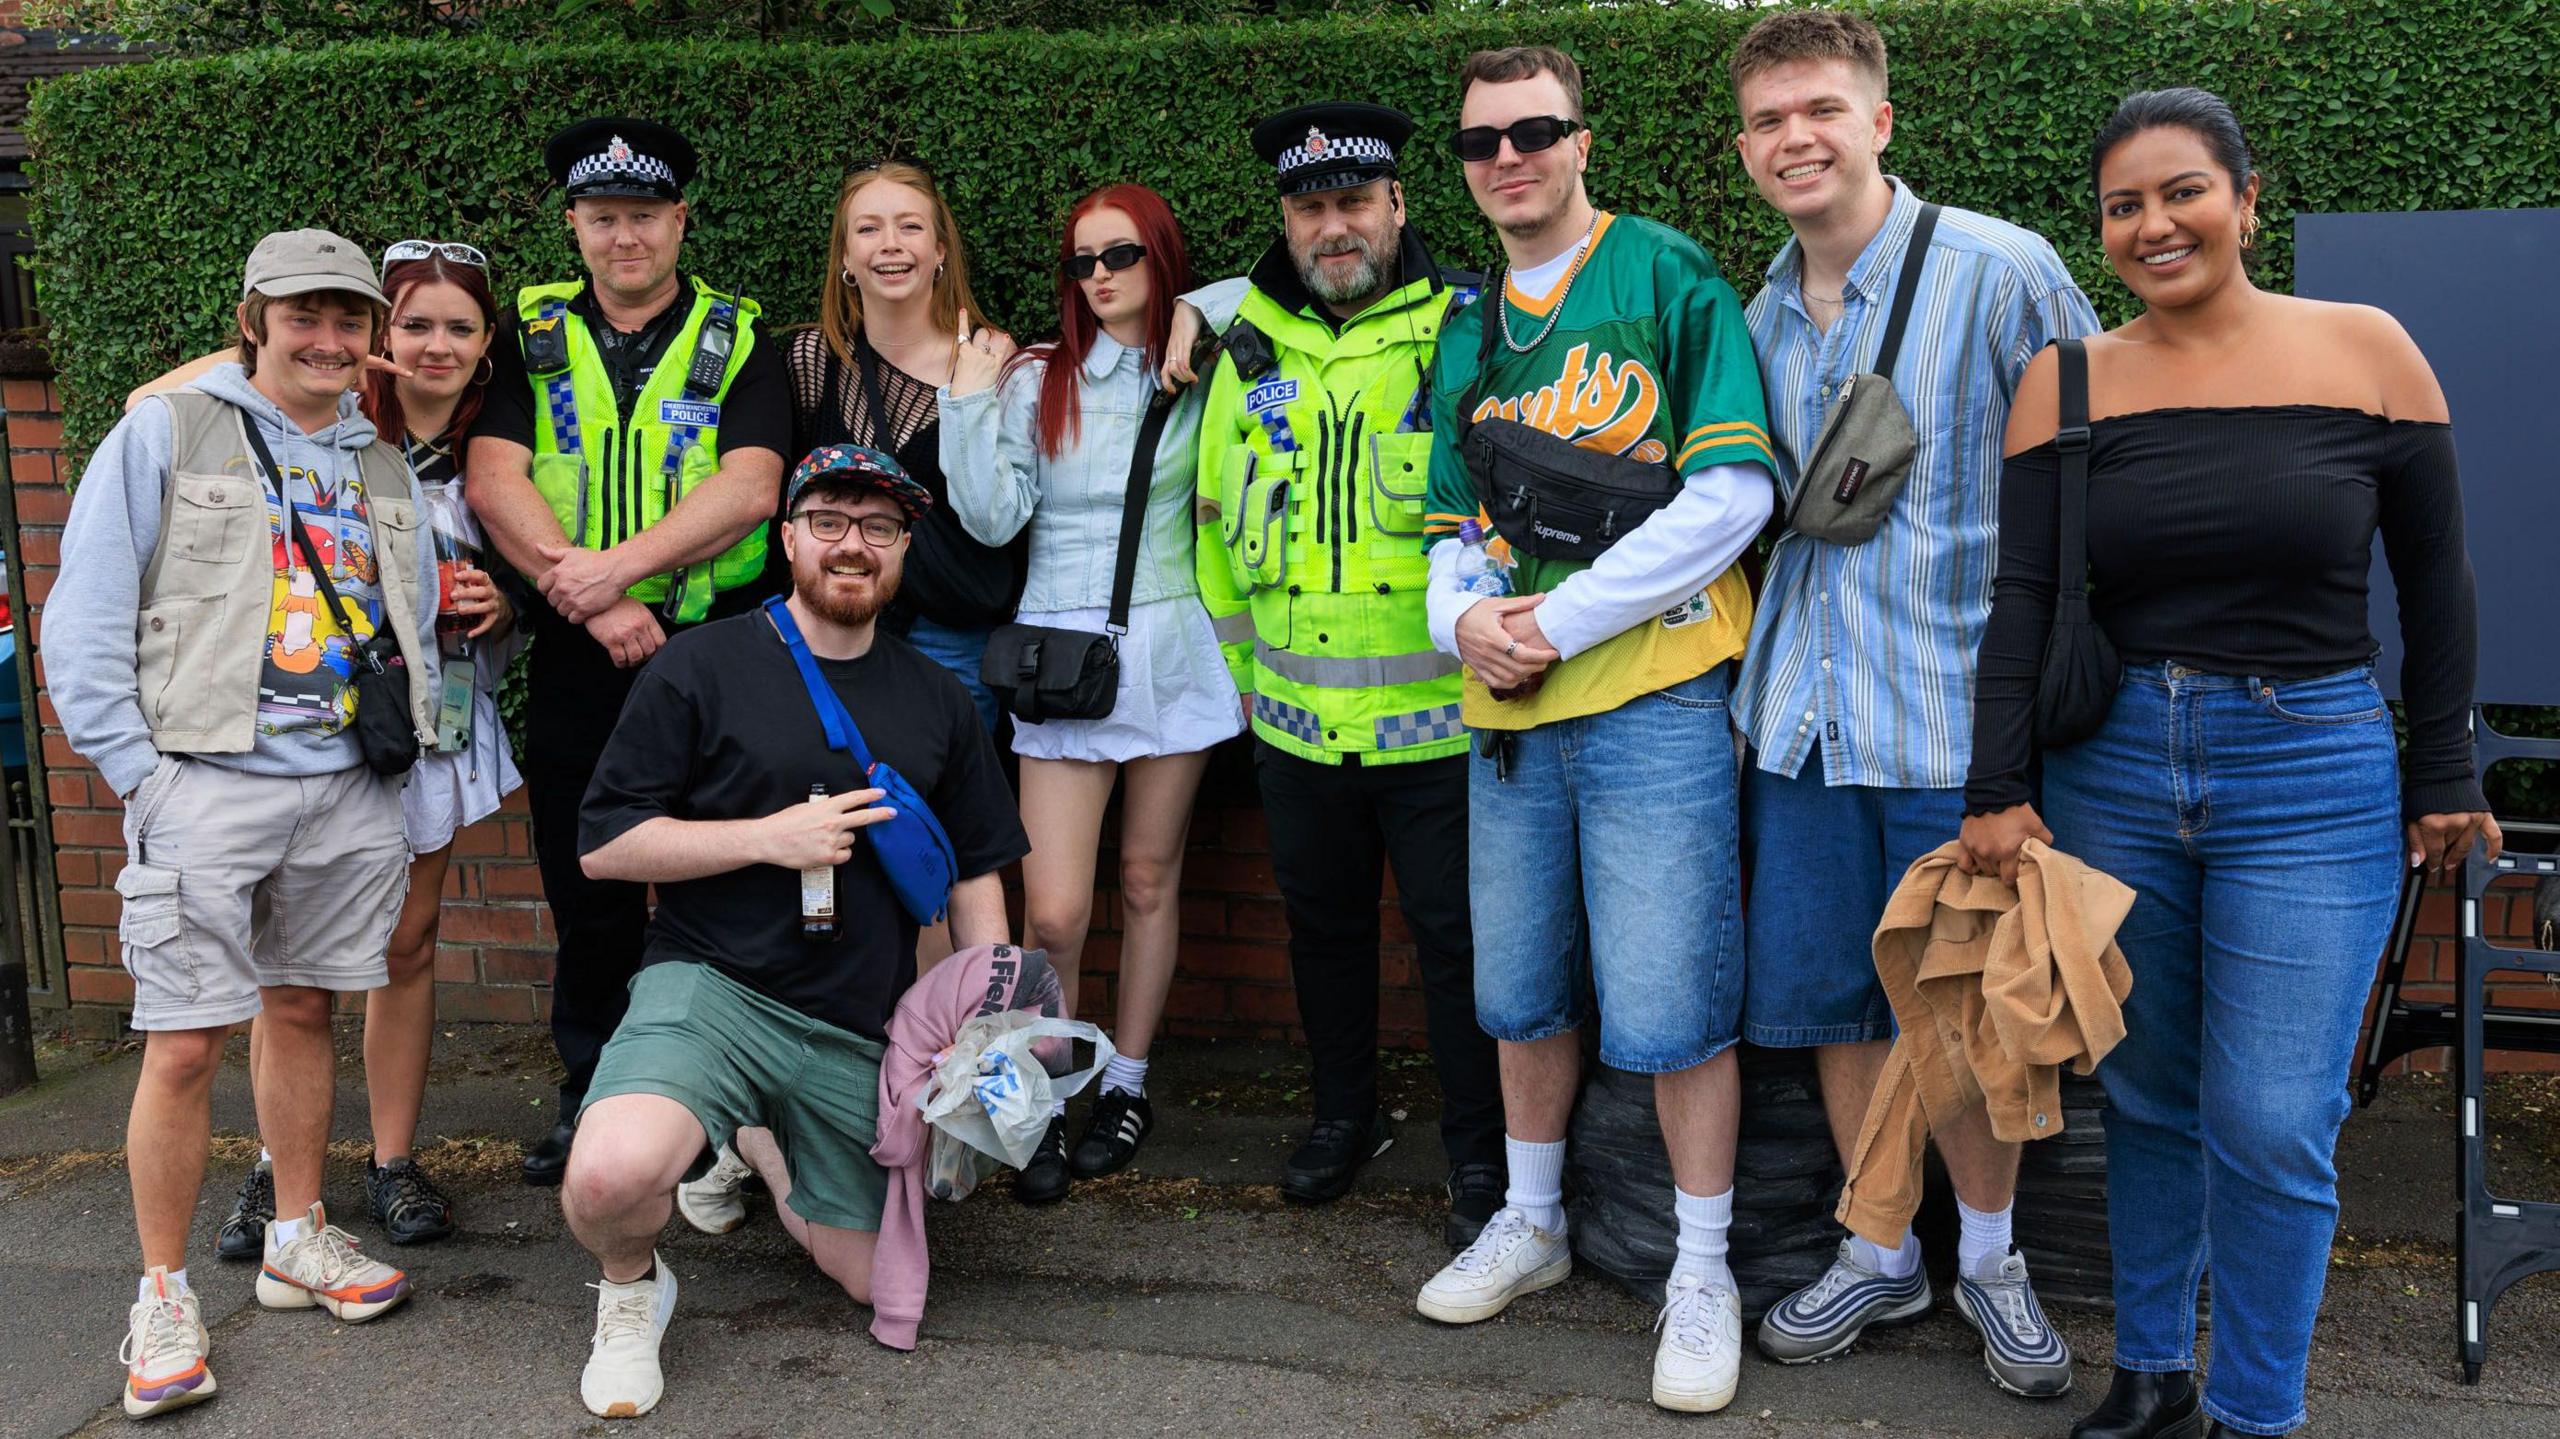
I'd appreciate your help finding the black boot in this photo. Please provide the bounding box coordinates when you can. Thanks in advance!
[521,1117,576,1187]
[1443,1161,1505,1250]
[2069,1367,2203,1439]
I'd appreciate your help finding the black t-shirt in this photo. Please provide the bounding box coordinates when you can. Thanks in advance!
[473,274,795,460]
[577,610,1030,1038]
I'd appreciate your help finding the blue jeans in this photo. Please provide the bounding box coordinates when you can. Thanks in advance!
[2042,663,2401,1436]
[903,615,999,733]
[1468,666,1745,1073]
[1741,750,1967,1047]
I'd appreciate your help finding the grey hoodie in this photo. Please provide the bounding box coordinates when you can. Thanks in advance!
[49,363,439,797]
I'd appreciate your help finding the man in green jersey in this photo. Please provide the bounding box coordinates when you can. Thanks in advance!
[1410,48,1777,1415]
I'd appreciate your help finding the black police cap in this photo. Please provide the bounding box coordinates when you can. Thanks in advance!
[545,117,697,203]
[1250,102,1416,197]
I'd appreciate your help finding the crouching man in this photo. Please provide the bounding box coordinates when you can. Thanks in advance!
[561,445,1028,1416]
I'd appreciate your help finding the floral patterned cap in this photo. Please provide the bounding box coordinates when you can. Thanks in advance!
[786,443,934,520]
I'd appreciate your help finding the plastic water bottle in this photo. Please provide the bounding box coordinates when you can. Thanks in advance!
[1453,518,1511,599]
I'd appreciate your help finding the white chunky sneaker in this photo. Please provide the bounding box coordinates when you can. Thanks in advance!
[1652,1272,1743,1413]
[120,1268,215,1419]
[1415,1206,1571,1324]
[582,1253,677,1419]
[256,1202,411,1321]
[675,1146,754,1235]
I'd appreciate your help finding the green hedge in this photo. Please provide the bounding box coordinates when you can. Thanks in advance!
[27,0,2560,812]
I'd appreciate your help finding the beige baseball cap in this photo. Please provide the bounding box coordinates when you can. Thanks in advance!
[241,228,387,305]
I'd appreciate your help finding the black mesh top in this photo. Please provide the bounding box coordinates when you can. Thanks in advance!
[1967,405,2484,819]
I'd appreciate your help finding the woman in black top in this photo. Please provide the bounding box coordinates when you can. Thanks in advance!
[1960,91,2500,1439]
[785,160,1026,730]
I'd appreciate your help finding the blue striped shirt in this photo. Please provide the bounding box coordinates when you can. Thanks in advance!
[1734,180,2097,790]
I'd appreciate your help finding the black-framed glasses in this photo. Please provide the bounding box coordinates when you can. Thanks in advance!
[1062,242,1147,280]
[380,239,489,280]
[796,509,908,546]
[1449,116,1585,163]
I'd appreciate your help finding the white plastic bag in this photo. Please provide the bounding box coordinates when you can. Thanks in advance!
[917,1011,1113,1199]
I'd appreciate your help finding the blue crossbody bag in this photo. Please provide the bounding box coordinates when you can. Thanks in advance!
[764,597,960,924]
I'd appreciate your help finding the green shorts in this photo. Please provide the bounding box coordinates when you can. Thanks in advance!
[584,960,889,1232]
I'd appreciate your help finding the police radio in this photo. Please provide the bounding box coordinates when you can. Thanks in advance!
[685,306,737,399]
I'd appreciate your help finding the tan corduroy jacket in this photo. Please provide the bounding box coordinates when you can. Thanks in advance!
[1836,838,2136,1247]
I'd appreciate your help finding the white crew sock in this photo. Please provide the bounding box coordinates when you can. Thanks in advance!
[1850,1230,1923,1279]
[139,1268,191,1302]
[1671,1185,1735,1291]
[1958,1197,2015,1276]
[1049,1097,1067,1119]
[257,1148,271,1166]
[1100,1053,1149,1097]
[1503,1136,1567,1235]
[269,1214,308,1247]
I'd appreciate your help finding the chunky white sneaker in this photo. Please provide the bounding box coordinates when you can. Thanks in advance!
[675,1146,754,1235]
[1652,1272,1743,1413]
[582,1253,678,1419]
[1415,1206,1571,1324]
[256,1202,411,1321]
[120,1268,215,1419]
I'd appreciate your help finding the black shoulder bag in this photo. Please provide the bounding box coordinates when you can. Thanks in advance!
[977,390,1176,723]
[239,413,421,776]
[1455,269,1681,562]
[2032,338,2122,748]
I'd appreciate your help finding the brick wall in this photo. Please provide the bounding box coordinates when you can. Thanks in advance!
[8,377,2550,1066]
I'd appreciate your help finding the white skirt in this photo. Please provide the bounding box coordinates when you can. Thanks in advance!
[1009,595,1244,764]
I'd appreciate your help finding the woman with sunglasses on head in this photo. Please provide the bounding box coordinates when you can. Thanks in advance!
[1960,90,2497,1439]
[126,240,523,1254]
[784,161,1024,731]
[940,184,1244,1201]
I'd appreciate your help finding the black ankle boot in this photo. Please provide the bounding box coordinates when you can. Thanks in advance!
[2069,1367,2202,1439]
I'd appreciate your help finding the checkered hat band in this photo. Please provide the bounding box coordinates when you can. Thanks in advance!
[566,149,677,188]
[1278,134,1394,173]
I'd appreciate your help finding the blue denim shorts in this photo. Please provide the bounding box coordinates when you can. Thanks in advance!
[903,615,1000,734]
[1468,666,1746,1073]
[1741,751,1967,1047]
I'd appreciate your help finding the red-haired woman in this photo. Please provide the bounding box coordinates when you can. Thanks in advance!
[127,242,522,1252]
[941,184,1244,1201]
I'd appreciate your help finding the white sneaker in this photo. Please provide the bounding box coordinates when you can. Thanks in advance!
[120,1268,216,1419]
[674,1146,754,1235]
[1415,1206,1571,1324]
[256,1202,411,1320]
[582,1253,677,1419]
[1652,1272,1743,1413]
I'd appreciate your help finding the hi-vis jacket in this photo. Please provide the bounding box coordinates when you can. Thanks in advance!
[1194,229,1475,767]
[517,276,766,624]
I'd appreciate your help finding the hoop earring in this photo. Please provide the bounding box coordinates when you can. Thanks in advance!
[934,262,946,283]
[842,267,859,287]
[473,355,495,387]
[2241,209,2261,251]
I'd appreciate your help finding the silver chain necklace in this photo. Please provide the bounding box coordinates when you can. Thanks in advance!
[1496,212,1600,355]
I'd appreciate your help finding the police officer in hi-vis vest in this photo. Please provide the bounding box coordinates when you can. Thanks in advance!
[466,117,793,1184]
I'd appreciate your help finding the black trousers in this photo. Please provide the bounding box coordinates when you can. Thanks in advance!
[1255,740,1503,1172]
[522,614,654,1111]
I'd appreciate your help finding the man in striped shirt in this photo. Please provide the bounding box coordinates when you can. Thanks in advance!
[1724,9,2098,1398]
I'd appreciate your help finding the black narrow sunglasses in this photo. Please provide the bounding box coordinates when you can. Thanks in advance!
[1450,115,1585,163]
[1062,242,1147,280]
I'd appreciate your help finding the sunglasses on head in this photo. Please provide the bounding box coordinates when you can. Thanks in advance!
[1449,115,1585,164]
[380,239,489,280]
[1062,242,1147,280]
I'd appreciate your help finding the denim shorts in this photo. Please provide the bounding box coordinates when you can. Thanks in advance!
[1741,750,1967,1047]
[1468,666,1746,1073]
[903,614,1000,734]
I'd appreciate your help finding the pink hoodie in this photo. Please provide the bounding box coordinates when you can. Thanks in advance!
[868,943,1064,1349]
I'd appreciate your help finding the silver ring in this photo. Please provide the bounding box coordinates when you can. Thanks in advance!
[1503,639,1519,657]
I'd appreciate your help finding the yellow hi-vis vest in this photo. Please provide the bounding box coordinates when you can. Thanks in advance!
[518,277,766,624]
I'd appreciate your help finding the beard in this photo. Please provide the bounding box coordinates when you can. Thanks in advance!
[796,557,899,628]
[1293,226,1401,307]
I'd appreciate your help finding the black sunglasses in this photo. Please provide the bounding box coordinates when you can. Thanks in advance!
[1449,115,1586,164]
[1062,242,1147,280]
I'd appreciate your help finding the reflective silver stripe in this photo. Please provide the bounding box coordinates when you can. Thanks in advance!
[1253,640,1459,690]
[1211,610,1256,645]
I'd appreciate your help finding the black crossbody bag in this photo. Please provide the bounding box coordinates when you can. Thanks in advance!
[239,413,421,776]
[2032,338,2122,748]
[978,390,1176,723]
[1456,272,1680,562]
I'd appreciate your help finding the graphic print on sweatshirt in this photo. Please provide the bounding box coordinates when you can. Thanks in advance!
[258,461,382,737]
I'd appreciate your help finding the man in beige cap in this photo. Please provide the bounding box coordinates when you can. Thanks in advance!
[51,227,441,1418]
